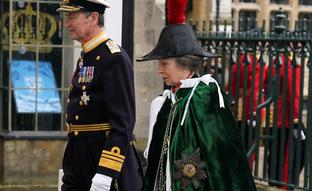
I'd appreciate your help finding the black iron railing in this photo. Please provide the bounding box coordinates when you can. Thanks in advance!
[194,8,312,190]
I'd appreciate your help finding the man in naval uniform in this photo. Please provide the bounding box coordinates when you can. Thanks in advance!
[57,0,141,190]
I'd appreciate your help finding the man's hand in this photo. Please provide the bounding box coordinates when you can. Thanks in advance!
[90,173,112,191]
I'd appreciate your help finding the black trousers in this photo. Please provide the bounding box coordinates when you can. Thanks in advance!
[61,131,142,191]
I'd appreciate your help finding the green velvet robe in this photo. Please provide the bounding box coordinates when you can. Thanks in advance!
[144,76,257,191]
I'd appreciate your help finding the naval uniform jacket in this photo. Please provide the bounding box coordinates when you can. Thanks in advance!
[63,31,140,190]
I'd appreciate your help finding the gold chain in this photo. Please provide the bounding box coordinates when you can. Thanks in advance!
[158,104,177,191]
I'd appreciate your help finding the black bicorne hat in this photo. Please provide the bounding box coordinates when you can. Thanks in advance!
[137,24,218,62]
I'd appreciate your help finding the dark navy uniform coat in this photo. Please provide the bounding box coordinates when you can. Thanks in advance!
[62,31,141,191]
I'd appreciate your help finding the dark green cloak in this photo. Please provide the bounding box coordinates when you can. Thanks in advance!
[144,79,257,191]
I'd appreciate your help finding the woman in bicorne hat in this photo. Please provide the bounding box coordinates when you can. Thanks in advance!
[137,1,257,190]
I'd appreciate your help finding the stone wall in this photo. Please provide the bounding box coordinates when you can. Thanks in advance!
[0,137,66,186]
[133,0,165,141]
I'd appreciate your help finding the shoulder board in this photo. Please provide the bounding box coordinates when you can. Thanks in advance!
[106,40,121,54]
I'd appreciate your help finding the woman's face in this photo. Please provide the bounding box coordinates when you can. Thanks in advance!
[158,58,191,86]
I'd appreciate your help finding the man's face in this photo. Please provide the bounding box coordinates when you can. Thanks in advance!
[64,12,92,43]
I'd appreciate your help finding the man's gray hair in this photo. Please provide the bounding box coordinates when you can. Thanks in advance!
[83,11,104,27]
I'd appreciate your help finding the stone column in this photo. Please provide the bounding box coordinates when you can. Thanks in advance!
[258,0,270,30]
[133,0,164,141]
[289,0,299,30]
[189,0,210,31]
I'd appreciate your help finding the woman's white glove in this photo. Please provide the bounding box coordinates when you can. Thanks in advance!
[90,173,112,191]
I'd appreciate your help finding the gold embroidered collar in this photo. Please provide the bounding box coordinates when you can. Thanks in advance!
[82,31,109,53]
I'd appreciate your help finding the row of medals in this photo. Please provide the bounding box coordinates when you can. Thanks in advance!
[78,54,91,106]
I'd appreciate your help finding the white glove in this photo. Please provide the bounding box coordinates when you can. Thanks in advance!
[90,173,112,191]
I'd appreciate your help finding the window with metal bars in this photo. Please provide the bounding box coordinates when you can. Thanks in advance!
[298,13,312,32]
[271,0,289,4]
[239,0,256,2]
[299,0,312,5]
[239,10,257,31]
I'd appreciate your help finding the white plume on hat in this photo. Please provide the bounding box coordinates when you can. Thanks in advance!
[88,0,111,8]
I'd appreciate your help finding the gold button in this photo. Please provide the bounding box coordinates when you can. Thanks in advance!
[67,98,70,103]
[82,86,86,91]
[75,115,79,120]
[79,101,83,106]
[74,131,79,136]
[96,56,100,60]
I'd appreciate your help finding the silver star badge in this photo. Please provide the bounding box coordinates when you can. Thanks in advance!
[173,148,208,189]
[80,91,90,105]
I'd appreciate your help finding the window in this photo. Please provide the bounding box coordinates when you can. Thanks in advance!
[0,0,76,131]
[239,11,257,31]
[271,0,289,4]
[299,0,312,5]
[0,0,134,132]
[239,0,256,2]
[298,13,312,32]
